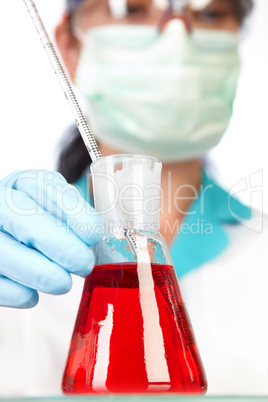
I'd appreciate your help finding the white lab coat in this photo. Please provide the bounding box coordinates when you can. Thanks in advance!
[181,210,268,395]
[0,211,268,397]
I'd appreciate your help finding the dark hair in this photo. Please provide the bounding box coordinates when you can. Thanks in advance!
[58,0,254,184]
[57,125,93,183]
[234,0,254,23]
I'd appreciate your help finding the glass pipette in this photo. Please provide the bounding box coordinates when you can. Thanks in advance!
[22,0,102,162]
[22,0,145,263]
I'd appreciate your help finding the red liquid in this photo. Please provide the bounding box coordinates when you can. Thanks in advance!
[62,263,207,394]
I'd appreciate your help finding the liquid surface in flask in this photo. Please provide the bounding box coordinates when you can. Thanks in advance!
[62,262,207,394]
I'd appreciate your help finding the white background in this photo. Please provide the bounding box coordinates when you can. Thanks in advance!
[0,0,268,211]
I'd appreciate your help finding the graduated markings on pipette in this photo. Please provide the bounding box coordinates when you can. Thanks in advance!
[23,0,102,161]
[124,229,138,261]
[153,268,194,347]
[46,40,101,159]
[126,227,195,348]
[124,226,190,338]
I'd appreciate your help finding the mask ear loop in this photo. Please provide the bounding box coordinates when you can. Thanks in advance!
[69,6,90,44]
[157,1,192,33]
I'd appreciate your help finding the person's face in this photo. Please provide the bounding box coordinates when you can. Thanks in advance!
[55,0,241,80]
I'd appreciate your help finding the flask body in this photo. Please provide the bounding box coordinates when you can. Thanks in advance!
[62,259,207,394]
[62,155,207,394]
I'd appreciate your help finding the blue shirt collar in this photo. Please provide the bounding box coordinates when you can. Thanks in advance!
[170,170,251,278]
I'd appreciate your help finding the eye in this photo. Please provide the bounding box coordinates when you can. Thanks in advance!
[127,5,142,14]
[124,0,152,19]
[126,5,147,16]
[198,9,230,21]
[189,4,235,28]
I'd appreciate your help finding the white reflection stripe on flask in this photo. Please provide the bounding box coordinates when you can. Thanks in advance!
[136,237,170,388]
[92,304,114,391]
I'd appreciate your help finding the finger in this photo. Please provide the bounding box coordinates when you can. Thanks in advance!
[1,170,104,246]
[0,231,73,294]
[0,276,39,309]
[0,188,95,276]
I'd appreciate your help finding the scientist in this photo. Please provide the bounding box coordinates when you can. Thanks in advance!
[1,0,268,397]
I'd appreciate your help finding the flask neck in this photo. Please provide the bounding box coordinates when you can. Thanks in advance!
[91,154,162,236]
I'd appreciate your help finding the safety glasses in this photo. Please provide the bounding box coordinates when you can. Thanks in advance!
[70,0,241,48]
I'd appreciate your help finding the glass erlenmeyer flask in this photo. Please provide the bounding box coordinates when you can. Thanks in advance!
[62,155,207,394]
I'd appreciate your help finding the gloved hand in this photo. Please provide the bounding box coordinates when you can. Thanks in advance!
[0,170,104,309]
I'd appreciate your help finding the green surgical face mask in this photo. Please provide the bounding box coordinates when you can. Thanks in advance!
[75,20,240,162]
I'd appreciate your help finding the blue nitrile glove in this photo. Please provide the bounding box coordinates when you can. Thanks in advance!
[0,170,104,309]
